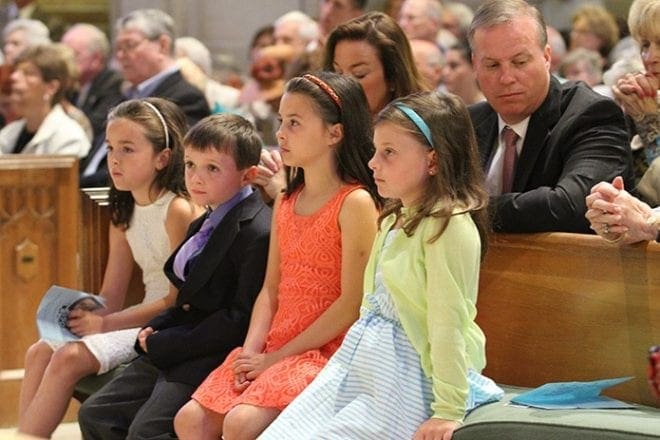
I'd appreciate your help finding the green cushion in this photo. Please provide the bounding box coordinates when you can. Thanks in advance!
[454,386,660,440]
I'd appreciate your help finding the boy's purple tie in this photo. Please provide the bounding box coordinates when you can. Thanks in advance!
[172,216,214,280]
[501,126,519,193]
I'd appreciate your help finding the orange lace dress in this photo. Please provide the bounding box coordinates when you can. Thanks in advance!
[192,184,361,412]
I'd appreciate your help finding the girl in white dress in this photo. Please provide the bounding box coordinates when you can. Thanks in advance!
[17,98,202,438]
[260,92,503,440]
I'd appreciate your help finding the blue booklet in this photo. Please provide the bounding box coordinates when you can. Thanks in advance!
[36,285,105,343]
[510,377,636,409]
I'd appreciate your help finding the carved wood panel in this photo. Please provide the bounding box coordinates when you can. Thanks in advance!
[0,156,79,373]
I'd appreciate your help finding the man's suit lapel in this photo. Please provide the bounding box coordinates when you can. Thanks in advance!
[83,69,111,110]
[175,192,262,301]
[515,77,562,191]
[470,103,499,169]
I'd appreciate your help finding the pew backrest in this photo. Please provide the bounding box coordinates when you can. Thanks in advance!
[477,233,660,406]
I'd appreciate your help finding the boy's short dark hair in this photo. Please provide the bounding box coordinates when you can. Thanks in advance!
[184,114,263,170]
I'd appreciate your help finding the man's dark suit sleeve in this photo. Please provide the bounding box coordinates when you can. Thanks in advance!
[492,97,631,233]
[143,230,269,370]
[153,71,210,127]
[84,70,124,139]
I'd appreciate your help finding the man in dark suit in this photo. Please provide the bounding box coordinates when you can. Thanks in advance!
[78,114,271,439]
[80,9,210,187]
[467,0,632,233]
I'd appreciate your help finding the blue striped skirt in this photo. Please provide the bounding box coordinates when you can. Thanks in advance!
[260,235,503,439]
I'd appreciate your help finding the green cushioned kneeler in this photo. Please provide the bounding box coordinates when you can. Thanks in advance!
[454,386,660,440]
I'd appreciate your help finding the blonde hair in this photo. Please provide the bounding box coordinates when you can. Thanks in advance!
[628,0,660,44]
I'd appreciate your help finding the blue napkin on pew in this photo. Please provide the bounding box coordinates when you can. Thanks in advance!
[510,377,636,409]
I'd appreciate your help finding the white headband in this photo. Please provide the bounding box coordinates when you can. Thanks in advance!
[142,100,170,149]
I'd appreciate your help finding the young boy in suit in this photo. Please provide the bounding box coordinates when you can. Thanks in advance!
[78,114,272,439]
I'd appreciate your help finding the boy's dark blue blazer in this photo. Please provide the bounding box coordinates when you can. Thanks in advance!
[136,190,271,386]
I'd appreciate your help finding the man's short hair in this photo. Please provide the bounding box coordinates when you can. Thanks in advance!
[65,23,111,61]
[468,0,547,50]
[275,10,320,43]
[3,18,50,45]
[116,9,176,55]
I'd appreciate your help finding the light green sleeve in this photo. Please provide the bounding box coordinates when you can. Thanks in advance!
[424,214,482,421]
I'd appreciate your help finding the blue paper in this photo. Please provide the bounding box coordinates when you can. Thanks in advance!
[36,285,105,343]
[510,377,636,409]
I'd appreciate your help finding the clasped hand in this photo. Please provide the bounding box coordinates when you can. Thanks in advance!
[67,309,104,337]
[137,326,157,353]
[251,149,285,202]
[585,176,655,244]
[612,72,658,119]
[232,348,278,392]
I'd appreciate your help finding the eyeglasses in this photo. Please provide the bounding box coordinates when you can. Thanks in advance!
[114,38,149,55]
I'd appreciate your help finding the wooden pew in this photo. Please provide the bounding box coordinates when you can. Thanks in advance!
[0,155,79,427]
[477,233,660,407]
[79,188,143,306]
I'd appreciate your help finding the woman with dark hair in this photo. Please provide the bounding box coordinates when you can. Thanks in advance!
[324,11,427,116]
[443,41,485,105]
[255,11,427,201]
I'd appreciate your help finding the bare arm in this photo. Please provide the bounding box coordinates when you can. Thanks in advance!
[98,223,135,313]
[69,197,202,336]
[252,149,286,203]
[234,190,378,381]
[98,197,202,331]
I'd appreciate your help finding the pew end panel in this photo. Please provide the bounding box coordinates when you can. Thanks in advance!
[477,232,660,407]
[0,155,80,427]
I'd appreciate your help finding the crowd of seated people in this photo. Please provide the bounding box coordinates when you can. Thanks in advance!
[1,0,658,438]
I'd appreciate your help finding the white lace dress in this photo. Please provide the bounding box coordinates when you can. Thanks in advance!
[50,191,175,373]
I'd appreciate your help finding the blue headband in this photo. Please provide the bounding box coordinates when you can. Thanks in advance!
[393,103,434,149]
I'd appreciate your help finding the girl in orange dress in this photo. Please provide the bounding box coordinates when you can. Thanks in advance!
[174,71,382,440]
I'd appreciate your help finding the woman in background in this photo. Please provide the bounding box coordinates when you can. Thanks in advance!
[0,44,89,156]
[443,41,485,105]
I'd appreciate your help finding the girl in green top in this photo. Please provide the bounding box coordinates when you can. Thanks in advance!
[260,92,503,440]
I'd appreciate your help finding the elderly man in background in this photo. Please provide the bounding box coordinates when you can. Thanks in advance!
[467,0,632,233]
[61,23,123,143]
[398,0,457,50]
[113,9,209,123]
[398,0,443,42]
[80,8,209,187]
[441,1,474,41]
[318,0,366,42]
[409,38,445,91]
[2,18,50,65]
[271,11,320,61]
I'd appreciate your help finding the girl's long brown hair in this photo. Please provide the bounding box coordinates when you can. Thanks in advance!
[374,92,490,258]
